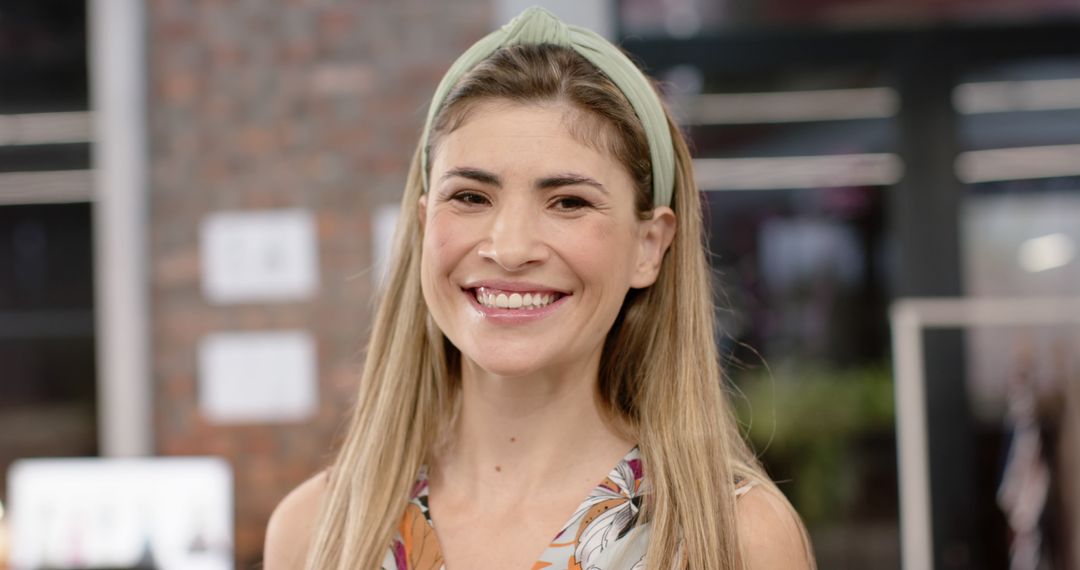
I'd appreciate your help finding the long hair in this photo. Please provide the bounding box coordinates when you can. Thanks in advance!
[307,44,810,570]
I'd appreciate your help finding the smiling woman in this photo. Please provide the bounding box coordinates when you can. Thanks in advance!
[420,101,670,380]
[264,7,814,570]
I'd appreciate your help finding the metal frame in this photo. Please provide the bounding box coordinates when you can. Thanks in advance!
[89,0,152,456]
[890,296,1080,570]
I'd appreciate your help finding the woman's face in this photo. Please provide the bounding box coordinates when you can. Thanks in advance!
[420,100,674,378]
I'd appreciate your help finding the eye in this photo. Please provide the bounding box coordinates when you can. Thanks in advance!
[450,191,490,206]
[551,195,593,211]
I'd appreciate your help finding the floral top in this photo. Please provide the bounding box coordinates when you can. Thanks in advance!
[381,447,754,570]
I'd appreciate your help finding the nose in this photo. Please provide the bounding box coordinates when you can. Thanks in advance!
[476,197,548,271]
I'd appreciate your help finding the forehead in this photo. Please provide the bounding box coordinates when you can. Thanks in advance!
[431,100,627,182]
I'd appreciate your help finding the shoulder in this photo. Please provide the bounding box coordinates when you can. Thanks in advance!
[264,470,330,570]
[736,485,815,570]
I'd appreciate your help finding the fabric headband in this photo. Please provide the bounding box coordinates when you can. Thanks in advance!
[420,6,675,208]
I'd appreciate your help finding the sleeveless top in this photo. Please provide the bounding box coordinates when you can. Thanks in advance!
[381,447,755,570]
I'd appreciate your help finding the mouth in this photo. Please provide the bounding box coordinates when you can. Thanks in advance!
[465,285,569,311]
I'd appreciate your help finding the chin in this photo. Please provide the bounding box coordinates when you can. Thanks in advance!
[465,355,550,379]
[450,331,565,378]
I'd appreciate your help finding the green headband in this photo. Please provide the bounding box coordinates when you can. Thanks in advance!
[420,6,675,208]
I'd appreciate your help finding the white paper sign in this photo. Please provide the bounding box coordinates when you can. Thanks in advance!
[200,209,319,304]
[8,457,233,570]
[198,330,317,423]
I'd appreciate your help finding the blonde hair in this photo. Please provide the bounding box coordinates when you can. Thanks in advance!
[307,44,811,569]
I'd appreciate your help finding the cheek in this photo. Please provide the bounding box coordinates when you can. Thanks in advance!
[422,212,472,279]
[589,216,613,242]
[559,217,636,280]
[427,213,462,253]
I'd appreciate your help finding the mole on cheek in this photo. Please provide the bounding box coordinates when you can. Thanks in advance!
[429,227,450,250]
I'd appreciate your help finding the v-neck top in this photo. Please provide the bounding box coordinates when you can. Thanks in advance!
[381,447,754,570]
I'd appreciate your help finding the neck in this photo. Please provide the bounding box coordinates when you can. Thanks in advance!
[433,351,634,500]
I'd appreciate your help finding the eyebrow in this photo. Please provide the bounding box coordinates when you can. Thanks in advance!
[537,173,608,194]
[441,167,501,187]
[440,167,608,194]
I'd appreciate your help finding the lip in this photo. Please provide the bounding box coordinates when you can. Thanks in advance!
[461,279,571,295]
[463,286,570,323]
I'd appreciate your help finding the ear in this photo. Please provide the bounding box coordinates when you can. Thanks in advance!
[630,206,676,289]
[417,193,428,232]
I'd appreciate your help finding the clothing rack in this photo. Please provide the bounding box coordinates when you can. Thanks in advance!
[890,296,1080,570]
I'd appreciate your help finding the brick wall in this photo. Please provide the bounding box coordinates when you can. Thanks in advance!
[146,1,490,566]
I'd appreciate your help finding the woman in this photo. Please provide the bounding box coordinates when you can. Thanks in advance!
[265,7,814,570]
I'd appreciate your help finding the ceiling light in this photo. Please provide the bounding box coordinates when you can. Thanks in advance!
[1019,233,1076,273]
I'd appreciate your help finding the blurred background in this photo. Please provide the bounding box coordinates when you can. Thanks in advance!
[1,0,1079,568]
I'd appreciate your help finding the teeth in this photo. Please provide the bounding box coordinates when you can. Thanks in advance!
[474,288,560,310]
